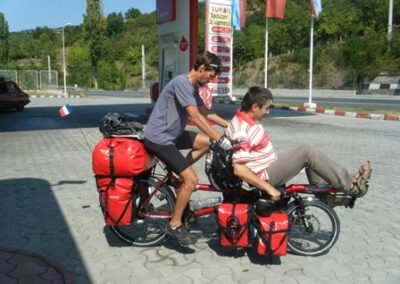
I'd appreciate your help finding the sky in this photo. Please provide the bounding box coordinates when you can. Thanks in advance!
[0,0,157,32]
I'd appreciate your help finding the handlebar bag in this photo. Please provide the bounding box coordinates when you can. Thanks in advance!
[256,212,289,256]
[216,203,251,247]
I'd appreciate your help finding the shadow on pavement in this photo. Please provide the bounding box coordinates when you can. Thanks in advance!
[0,178,90,282]
[0,102,313,133]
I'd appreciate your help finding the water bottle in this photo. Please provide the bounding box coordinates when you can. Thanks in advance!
[190,196,223,210]
[205,151,213,173]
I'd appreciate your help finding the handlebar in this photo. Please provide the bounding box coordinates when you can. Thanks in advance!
[209,138,239,151]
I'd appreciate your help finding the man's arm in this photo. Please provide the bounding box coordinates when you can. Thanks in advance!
[233,163,281,201]
[198,105,229,128]
[186,105,223,141]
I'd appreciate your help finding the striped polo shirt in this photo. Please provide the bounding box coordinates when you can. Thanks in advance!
[226,109,277,180]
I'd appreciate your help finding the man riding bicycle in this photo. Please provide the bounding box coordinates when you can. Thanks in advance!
[144,51,232,246]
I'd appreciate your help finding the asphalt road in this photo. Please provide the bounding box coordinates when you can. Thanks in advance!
[73,89,400,111]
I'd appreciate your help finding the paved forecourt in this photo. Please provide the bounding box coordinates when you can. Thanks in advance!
[0,96,399,283]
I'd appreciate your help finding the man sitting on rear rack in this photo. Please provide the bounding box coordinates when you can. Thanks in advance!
[226,86,372,201]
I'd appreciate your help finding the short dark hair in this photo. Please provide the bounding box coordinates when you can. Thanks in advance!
[193,51,222,75]
[241,86,273,112]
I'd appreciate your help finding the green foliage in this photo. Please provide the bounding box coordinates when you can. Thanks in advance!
[338,31,389,88]
[107,12,124,38]
[83,0,107,87]
[0,12,10,65]
[125,46,141,76]
[125,8,141,20]
[3,1,400,91]
[97,60,125,90]
[67,43,92,88]
[317,0,362,41]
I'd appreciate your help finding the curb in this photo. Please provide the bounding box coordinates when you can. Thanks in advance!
[213,99,399,122]
[30,95,83,99]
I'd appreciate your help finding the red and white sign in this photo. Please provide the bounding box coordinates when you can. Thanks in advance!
[206,0,233,98]
[156,0,176,24]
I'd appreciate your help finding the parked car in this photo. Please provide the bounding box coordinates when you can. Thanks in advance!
[0,77,30,111]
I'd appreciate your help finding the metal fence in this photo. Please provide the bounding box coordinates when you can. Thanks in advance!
[233,72,355,90]
[1,68,354,91]
[0,69,59,90]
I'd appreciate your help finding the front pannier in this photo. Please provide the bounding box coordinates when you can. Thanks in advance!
[256,212,289,256]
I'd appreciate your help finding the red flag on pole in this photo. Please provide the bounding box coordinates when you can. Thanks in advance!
[240,0,247,28]
[266,0,286,19]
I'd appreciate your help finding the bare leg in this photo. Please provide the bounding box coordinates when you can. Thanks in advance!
[169,166,198,227]
[185,133,209,165]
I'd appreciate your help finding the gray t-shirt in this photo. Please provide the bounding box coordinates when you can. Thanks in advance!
[144,74,204,145]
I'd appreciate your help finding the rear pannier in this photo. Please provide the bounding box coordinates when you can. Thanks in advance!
[92,137,154,225]
[93,137,152,176]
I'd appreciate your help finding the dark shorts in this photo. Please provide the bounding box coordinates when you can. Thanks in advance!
[144,131,198,174]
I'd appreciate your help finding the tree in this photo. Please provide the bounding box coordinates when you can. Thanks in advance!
[67,43,92,88]
[125,46,141,76]
[0,12,10,65]
[125,8,141,19]
[338,32,388,90]
[83,0,106,88]
[106,12,124,38]
[317,0,362,41]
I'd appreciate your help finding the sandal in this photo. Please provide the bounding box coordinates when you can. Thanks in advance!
[360,161,372,180]
[349,161,372,198]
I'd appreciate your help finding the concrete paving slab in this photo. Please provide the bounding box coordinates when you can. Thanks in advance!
[0,97,399,283]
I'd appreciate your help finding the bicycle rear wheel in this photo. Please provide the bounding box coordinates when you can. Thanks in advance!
[286,199,340,256]
[110,176,176,246]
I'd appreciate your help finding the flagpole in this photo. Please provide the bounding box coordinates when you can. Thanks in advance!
[304,14,317,108]
[231,31,235,101]
[264,17,269,88]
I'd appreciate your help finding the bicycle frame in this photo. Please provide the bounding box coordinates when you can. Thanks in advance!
[137,160,340,220]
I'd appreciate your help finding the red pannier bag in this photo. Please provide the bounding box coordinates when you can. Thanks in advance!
[92,137,153,226]
[96,177,136,226]
[216,203,251,247]
[256,212,289,256]
[92,137,153,176]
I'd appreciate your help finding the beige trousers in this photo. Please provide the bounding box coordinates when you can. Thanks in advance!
[267,145,353,192]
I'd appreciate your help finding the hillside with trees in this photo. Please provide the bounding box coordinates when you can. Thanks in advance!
[0,0,399,91]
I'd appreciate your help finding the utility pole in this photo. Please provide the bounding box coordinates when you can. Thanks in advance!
[142,45,146,90]
[62,23,72,94]
[48,55,52,88]
[388,0,394,44]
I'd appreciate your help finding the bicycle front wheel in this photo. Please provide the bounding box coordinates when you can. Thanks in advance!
[110,176,176,246]
[286,199,340,256]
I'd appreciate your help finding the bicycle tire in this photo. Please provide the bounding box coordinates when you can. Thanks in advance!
[110,176,176,246]
[286,199,340,256]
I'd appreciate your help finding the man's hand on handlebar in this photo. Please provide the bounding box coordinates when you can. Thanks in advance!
[218,134,233,151]
[269,190,281,201]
